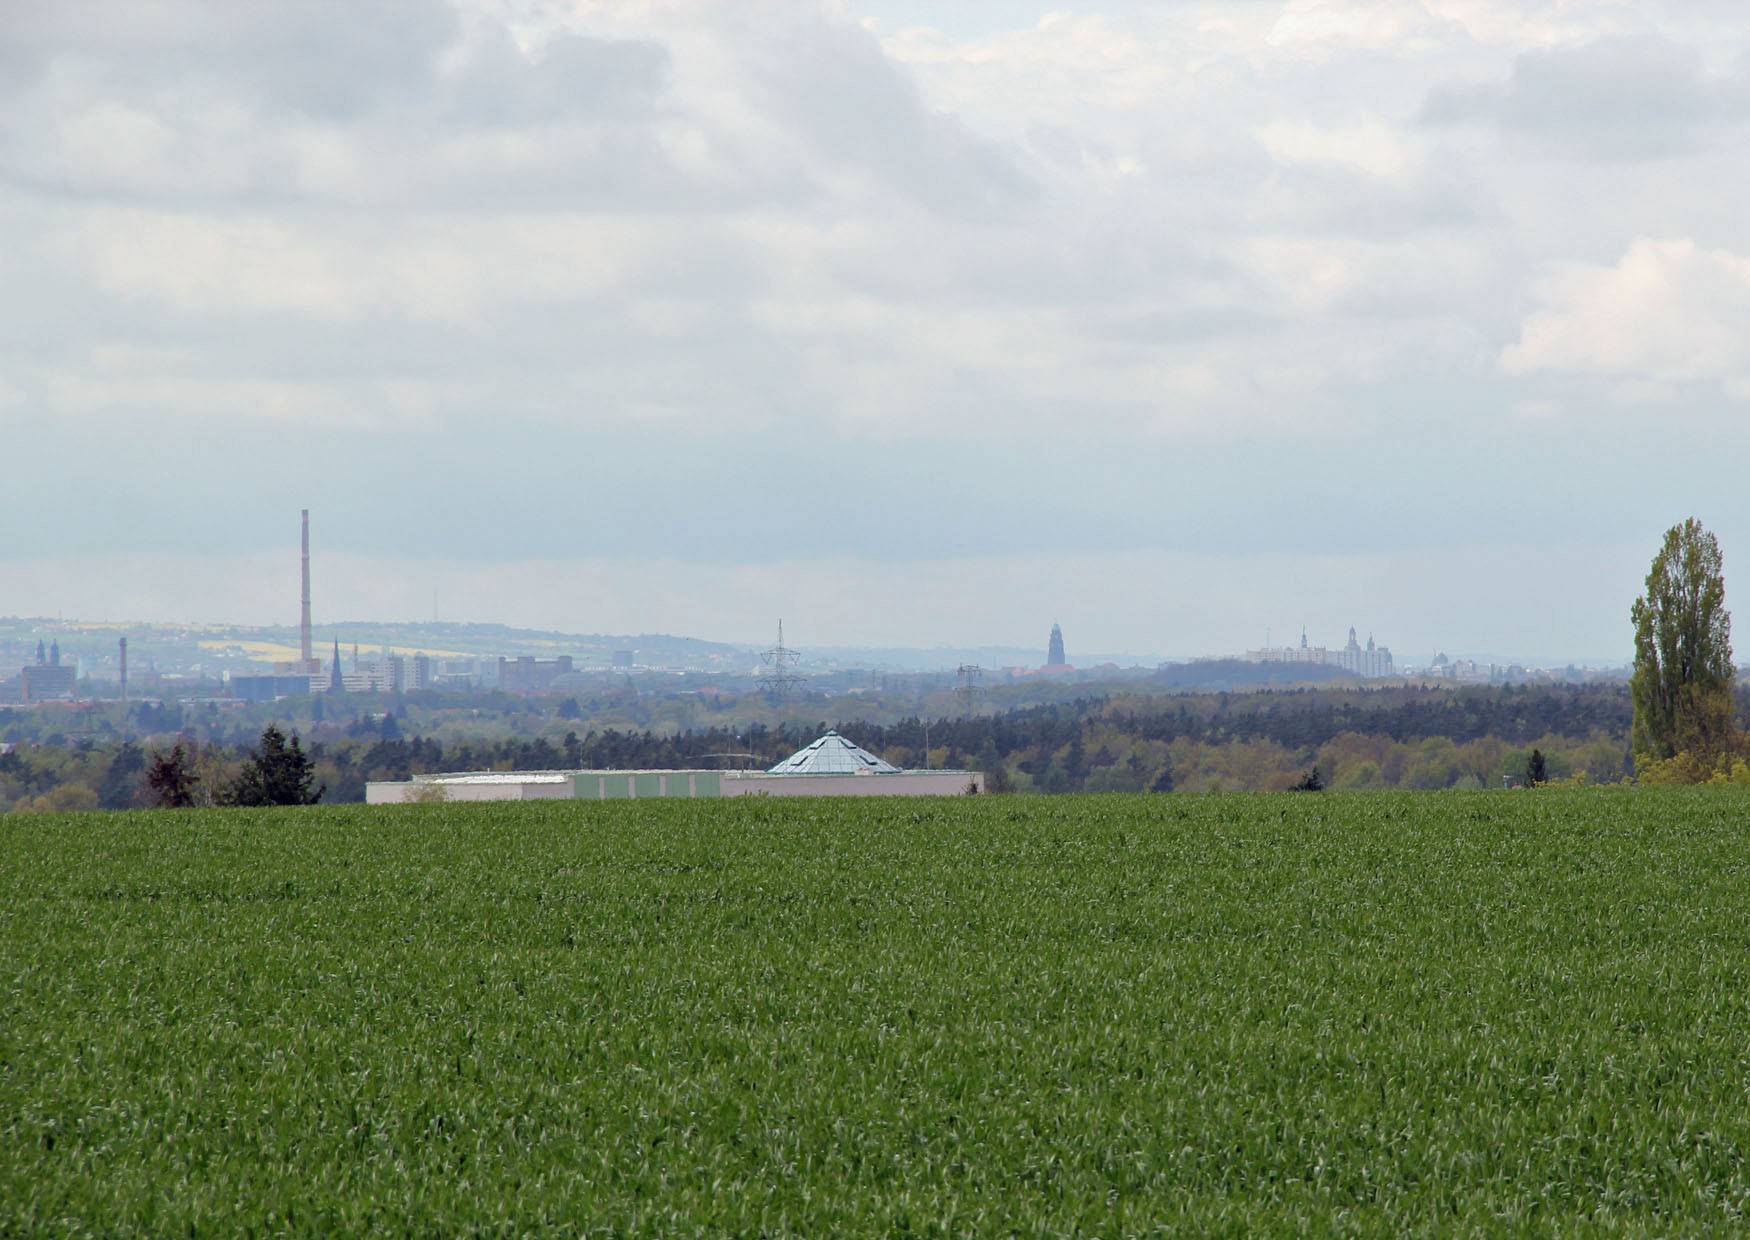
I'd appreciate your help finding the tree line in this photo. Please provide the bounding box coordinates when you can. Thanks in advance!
[2,681,1717,811]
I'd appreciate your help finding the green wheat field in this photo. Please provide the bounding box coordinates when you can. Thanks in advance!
[5,790,1750,1233]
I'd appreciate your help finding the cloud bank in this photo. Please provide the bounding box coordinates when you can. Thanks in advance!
[5,0,1748,655]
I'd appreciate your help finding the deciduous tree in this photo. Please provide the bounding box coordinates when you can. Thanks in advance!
[145,741,200,809]
[1631,519,1737,768]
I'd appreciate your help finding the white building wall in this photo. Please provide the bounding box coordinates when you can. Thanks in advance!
[367,770,984,803]
[365,779,574,804]
[722,772,983,797]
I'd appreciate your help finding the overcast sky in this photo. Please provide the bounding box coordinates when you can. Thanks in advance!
[4,0,1748,661]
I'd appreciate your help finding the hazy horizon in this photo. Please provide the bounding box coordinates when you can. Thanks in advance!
[6,1,1748,660]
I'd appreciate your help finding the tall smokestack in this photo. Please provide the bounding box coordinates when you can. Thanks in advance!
[119,637,128,703]
[300,509,313,664]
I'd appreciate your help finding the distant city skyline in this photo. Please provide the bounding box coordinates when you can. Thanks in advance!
[0,515,1656,667]
[0,605,1636,674]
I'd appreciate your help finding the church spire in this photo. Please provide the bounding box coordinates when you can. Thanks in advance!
[1047,623,1066,667]
[330,638,344,693]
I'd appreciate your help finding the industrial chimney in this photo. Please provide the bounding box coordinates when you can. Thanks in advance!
[119,636,128,703]
[300,509,313,665]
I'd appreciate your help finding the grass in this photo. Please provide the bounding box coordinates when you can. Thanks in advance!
[4,789,1750,1234]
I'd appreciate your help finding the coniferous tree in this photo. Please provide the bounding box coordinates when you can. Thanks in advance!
[229,724,324,807]
[98,742,147,810]
[1631,519,1737,765]
[1526,748,1548,787]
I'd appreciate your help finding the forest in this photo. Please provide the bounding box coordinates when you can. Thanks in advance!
[0,682,1696,811]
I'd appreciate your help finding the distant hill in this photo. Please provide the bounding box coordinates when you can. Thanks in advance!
[0,617,751,678]
[271,621,751,669]
[803,645,1167,672]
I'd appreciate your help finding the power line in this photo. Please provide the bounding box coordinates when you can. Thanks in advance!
[955,663,984,718]
[757,619,806,704]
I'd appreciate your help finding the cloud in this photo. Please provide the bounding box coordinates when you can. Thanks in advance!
[1421,35,1750,159]
[0,7,685,207]
[70,208,663,322]
[6,0,1750,656]
[1267,0,1645,57]
[1256,118,1427,183]
[1503,238,1750,398]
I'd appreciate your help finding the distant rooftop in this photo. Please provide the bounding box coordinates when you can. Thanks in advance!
[767,731,899,775]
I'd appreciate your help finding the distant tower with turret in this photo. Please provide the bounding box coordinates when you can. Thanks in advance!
[1047,623,1066,668]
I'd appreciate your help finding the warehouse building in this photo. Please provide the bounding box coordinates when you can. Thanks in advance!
[366,731,982,804]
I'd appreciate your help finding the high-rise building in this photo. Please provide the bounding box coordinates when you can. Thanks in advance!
[1047,624,1067,668]
[1245,626,1394,677]
[1335,628,1394,678]
[498,655,576,694]
[20,664,76,702]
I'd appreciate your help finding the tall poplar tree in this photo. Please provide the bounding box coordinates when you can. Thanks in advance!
[1631,519,1736,764]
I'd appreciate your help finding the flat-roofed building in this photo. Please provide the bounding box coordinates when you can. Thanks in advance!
[498,655,574,694]
[229,674,318,703]
[366,731,982,804]
[20,664,77,702]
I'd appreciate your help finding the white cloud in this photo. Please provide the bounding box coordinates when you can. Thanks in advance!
[1256,118,1427,183]
[1503,238,1750,398]
[1267,0,1642,56]
[72,209,661,323]
[1267,0,1447,57]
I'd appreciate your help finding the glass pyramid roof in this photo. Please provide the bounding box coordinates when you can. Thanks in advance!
[766,731,900,775]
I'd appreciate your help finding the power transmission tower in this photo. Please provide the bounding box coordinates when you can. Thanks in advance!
[955,664,983,718]
[757,619,806,704]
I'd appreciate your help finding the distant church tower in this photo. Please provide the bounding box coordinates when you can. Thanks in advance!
[330,639,344,694]
[1047,623,1066,667]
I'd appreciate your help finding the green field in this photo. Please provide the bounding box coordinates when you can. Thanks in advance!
[5,791,1750,1233]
